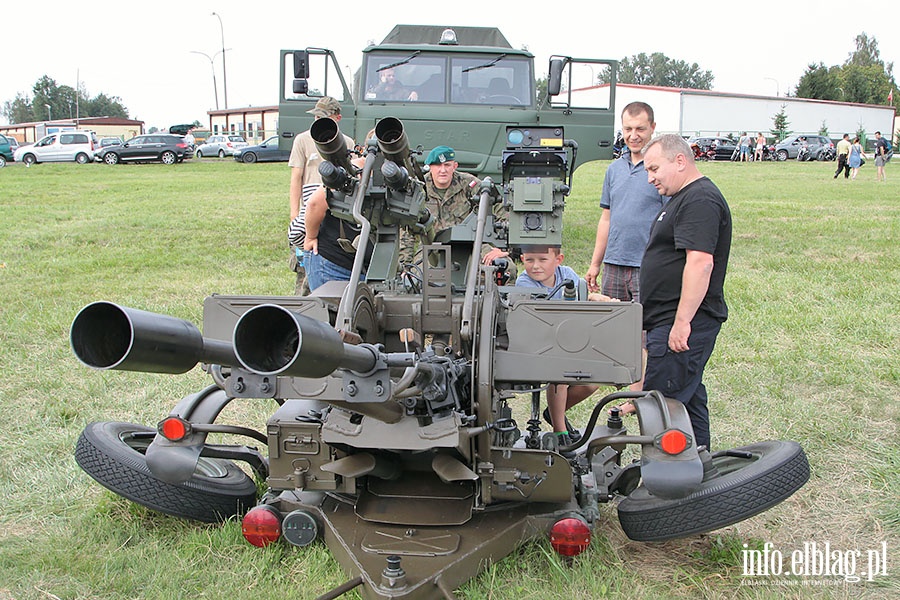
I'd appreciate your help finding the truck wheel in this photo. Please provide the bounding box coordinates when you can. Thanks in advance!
[75,421,257,523]
[617,440,809,542]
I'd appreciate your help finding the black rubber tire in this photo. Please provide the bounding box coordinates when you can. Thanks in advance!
[75,421,257,523]
[617,440,809,542]
[242,152,257,164]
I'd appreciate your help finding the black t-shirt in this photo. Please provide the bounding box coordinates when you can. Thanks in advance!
[639,177,732,331]
[316,211,372,271]
[874,137,888,156]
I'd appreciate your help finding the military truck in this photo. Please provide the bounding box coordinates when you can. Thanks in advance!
[278,25,618,178]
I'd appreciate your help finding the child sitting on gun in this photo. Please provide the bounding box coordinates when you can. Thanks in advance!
[514,244,612,447]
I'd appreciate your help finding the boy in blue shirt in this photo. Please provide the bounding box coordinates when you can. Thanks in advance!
[515,245,610,445]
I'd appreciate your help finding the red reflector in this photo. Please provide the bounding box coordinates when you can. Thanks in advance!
[659,429,688,455]
[159,417,188,441]
[550,517,591,557]
[242,506,282,547]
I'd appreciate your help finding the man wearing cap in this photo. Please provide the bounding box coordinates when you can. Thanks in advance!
[287,96,354,294]
[399,145,481,263]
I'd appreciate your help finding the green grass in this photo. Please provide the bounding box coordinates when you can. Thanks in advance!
[1,158,898,599]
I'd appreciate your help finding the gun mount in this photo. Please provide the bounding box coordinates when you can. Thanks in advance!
[71,118,809,600]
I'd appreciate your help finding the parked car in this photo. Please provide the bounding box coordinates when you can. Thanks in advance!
[686,136,738,161]
[93,137,123,160]
[195,134,248,158]
[773,134,834,161]
[97,134,193,165]
[0,133,14,167]
[14,130,99,165]
[233,136,291,163]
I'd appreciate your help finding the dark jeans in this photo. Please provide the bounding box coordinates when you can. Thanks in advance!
[834,154,850,178]
[643,317,722,449]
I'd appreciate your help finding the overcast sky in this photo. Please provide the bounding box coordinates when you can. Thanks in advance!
[3,1,897,129]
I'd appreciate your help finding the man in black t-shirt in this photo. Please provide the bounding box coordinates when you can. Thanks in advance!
[639,134,732,450]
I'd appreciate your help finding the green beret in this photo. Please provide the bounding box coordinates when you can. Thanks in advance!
[425,145,455,165]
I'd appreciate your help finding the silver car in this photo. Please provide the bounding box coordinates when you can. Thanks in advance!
[195,134,249,158]
[14,130,99,165]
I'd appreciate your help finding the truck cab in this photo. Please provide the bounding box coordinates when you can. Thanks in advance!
[279,25,618,179]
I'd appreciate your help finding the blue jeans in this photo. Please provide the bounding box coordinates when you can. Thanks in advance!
[643,317,722,450]
[304,250,358,291]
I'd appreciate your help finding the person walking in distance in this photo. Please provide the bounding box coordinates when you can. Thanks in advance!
[834,133,851,179]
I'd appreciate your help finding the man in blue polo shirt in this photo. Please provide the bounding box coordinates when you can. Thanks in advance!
[586,101,668,391]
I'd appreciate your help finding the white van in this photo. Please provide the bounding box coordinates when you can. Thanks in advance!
[14,130,99,165]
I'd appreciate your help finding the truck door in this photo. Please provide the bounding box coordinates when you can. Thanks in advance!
[540,57,618,168]
[279,49,356,151]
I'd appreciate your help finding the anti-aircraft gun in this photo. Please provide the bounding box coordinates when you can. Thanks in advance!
[71,118,809,600]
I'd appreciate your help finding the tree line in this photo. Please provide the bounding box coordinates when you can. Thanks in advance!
[600,32,894,105]
[2,75,129,124]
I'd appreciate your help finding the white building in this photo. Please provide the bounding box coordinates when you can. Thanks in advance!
[573,83,897,143]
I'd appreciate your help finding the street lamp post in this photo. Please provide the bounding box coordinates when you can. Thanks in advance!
[190,50,223,110]
[763,77,780,97]
[211,12,228,109]
[45,104,51,122]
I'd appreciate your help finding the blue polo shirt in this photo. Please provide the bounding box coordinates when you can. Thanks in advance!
[599,151,669,267]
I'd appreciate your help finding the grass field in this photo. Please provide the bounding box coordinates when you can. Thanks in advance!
[0,157,897,600]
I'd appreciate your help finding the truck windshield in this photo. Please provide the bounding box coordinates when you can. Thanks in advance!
[363,52,532,106]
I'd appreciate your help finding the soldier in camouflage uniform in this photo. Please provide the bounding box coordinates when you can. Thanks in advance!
[400,145,506,264]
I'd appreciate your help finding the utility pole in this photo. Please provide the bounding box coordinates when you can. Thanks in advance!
[212,12,228,109]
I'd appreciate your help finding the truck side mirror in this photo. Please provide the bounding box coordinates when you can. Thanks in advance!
[292,50,310,94]
[293,50,310,79]
[548,59,565,96]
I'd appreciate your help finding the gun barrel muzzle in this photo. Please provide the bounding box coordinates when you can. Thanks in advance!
[70,301,236,374]
[374,117,410,166]
[233,304,377,378]
[310,117,354,174]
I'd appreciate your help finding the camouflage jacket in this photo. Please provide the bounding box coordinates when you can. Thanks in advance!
[399,171,480,263]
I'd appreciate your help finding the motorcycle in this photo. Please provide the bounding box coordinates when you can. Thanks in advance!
[691,141,716,161]
[817,145,836,161]
[612,130,625,159]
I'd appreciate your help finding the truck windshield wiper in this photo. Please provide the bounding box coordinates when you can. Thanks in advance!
[462,54,508,73]
[377,51,421,71]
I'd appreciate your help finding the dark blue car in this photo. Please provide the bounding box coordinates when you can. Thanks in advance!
[233,136,291,163]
